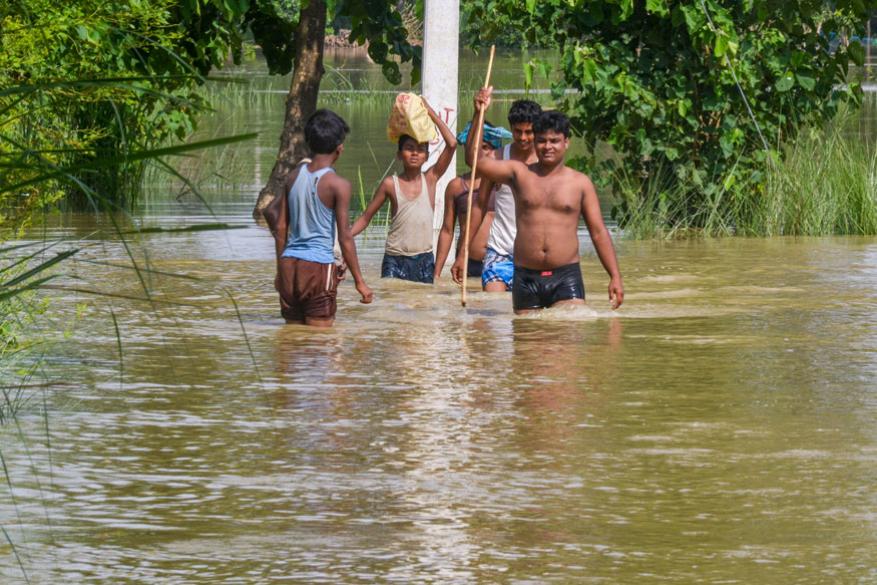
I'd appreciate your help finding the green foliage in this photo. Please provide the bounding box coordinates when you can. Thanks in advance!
[464,0,877,236]
[248,0,422,82]
[0,0,229,218]
[0,0,422,222]
[614,107,877,238]
[753,113,877,236]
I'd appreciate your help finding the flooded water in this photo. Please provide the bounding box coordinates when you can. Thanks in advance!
[3,50,877,583]
[4,225,877,583]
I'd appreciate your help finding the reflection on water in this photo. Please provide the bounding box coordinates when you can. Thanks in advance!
[3,221,877,583]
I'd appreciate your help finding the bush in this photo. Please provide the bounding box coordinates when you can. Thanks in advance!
[464,0,877,236]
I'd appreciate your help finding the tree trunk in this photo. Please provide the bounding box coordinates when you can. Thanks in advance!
[252,0,327,220]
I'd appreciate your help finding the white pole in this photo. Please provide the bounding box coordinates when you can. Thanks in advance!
[422,0,460,237]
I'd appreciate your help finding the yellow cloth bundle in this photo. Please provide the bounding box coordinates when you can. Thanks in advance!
[386,93,437,144]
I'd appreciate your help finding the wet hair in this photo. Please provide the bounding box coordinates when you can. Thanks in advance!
[507,100,542,126]
[533,110,571,138]
[304,109,350,154]
[398,134,427,152]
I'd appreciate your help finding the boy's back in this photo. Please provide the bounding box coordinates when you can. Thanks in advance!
[283,165,337,264]
[270,109,372,327]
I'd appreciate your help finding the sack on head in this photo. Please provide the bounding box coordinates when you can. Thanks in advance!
[386,93,437,144]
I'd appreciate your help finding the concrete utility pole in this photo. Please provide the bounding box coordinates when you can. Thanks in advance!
[422,0,460,232]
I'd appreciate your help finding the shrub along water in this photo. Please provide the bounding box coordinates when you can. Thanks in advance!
[465,0,877,238]
[614,105,877,238]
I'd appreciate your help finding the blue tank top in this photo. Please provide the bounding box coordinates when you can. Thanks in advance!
[281,165,336,264]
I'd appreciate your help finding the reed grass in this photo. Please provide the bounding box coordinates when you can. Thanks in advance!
[747,122,877,236]
[615,103,877,239]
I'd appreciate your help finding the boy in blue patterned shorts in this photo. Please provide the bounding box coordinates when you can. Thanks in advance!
[452,99,542,292]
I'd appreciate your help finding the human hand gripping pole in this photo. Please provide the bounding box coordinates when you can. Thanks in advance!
[461,45,496,307]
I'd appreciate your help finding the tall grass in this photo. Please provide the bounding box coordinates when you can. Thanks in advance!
[615,104,877,239]
[746,122,877,236]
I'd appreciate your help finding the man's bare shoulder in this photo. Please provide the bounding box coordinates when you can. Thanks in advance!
[446,176,464,192]
[561,165,588,180]
[560,166,596,190]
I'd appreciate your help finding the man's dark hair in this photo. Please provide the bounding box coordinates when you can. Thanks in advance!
[533,110,571,138]
[397,134,427,151]
[507,100,542,125]
[305,109,350,154]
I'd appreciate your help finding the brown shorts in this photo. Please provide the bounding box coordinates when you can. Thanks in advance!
[277,257,339,322]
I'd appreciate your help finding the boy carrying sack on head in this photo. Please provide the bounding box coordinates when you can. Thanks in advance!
[351,95,457,284]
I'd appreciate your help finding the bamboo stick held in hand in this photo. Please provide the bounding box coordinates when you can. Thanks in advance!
[461,45,496,307]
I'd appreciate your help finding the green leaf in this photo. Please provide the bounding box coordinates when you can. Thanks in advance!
[775,72,795,92]
[367,41,388,64]
[847,41,865,67]
[645,0,668,16]
[714,34,729,58]
[796,74,816,91]
[382,61,402,85]
[526,0,537,14]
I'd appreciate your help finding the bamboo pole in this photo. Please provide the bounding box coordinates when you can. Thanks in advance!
[461,45,496,307]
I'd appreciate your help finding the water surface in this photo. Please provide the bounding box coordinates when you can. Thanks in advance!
[3,226,877,583]
[2,50,877,584]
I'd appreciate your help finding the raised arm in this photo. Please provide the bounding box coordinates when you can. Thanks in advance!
[331,176,373,304]
[351,178,391,236]
[465,88,519,185]
[470,177,496,249]
[450,176,493,284]
[422,97,458,181]
[433,177,461,279]
[581,176,623,309]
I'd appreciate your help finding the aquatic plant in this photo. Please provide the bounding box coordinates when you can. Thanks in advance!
[0,1,256,211]
[752,117,877,236]
[0,70,260,580]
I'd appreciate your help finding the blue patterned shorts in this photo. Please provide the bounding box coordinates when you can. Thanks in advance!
[381,251,435,284]
[481,247,514,290]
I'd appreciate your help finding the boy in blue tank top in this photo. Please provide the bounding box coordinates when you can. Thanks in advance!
[267,109,373,327]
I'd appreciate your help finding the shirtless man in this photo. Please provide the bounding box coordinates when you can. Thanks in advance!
[465,87,624,313]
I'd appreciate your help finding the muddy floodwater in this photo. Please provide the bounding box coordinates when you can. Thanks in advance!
[3,223,877,583]
[3,50,877,583]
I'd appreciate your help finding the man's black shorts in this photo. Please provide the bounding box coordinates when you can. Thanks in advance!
[512,262,585,311]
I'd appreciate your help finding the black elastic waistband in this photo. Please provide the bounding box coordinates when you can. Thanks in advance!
[514,262,581,277]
